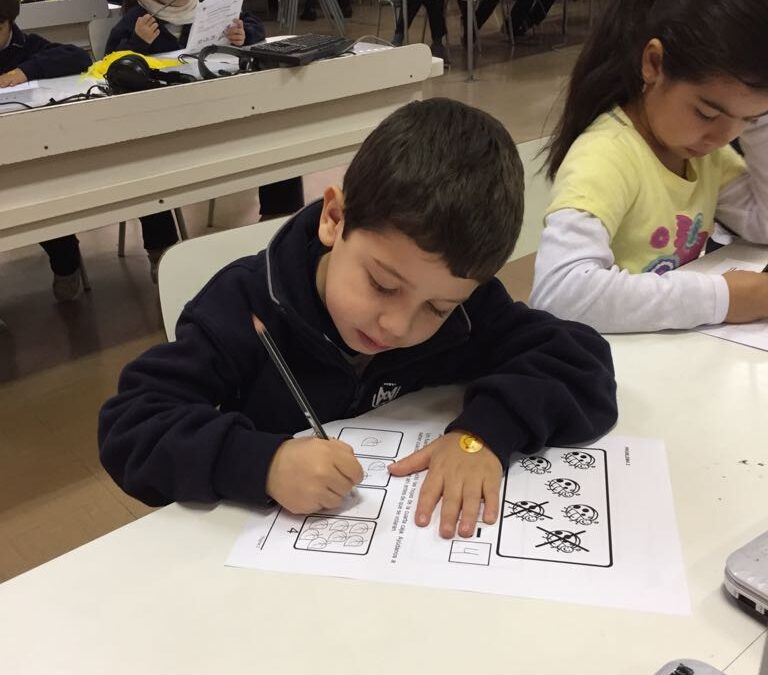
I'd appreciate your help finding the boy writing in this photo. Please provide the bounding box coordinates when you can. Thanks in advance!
[99,99,618,539]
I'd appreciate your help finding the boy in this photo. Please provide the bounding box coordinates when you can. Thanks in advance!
[99,99,618,539]
[0,0,92,301]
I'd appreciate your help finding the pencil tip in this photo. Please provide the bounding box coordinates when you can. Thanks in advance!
[251,314,266,334]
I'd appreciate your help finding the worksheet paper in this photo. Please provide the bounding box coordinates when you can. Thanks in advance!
[0,80,39,100]
[186,0,243,51]
[227,390,690,615]
[696,258,768,351]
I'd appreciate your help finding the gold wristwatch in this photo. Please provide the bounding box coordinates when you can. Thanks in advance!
[458,433,485,454]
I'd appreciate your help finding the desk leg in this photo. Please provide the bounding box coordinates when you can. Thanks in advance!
[467,0,474,80]
[402,0,409,44]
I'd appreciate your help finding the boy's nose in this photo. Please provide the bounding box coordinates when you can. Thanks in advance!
[378,311,413,342]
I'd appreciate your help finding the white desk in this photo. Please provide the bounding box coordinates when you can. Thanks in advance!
[0,44,441,253]
[17,0,113,49]
[1,323,767,673]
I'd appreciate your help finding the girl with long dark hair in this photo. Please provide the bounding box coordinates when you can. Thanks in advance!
[530,0,768,332]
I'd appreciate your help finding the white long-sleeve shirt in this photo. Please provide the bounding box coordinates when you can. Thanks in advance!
[530,110,768,333]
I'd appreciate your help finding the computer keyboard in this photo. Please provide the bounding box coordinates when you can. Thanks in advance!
[247,34,355,66]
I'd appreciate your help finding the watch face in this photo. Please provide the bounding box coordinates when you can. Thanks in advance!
[459,434,483,454]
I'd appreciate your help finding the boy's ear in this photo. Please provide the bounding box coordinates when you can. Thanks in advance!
[318,185,345,247]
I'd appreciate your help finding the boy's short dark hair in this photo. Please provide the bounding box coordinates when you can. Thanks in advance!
[0,0,20,23]
[342,98,524,283]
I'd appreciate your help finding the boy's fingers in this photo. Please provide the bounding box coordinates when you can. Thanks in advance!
[388,446,432,476]
[482,476,501,524]
[318,488,344,510]
[334,451,364,485]
[439,483,463,538]
[414,472,442,527]
[457,482,482,537]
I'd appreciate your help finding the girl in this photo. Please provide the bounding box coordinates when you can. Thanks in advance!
[529,0,768,333]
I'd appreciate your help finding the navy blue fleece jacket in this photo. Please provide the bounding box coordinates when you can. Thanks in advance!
[98,201,618,507]
[105,4,266,55]
[0,24,91,80]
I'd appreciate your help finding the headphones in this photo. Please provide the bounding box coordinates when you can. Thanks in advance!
[196,44,264,80]
[105,55,198,94]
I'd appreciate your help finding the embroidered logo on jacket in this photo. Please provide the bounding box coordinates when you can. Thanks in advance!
[372,382,402,408]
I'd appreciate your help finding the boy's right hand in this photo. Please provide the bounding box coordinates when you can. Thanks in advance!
[723,270,768,323]
[135,14,160,44]
[266,437,363,514]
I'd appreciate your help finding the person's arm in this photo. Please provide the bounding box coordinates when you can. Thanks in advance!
[531,209,768,330]
[239,11,266,45]
[98,316,291,507]
[445,279,619,469]
[715,115,768,243]
[16,33,91,80]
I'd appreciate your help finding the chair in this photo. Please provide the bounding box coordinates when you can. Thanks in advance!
[375,0,428,43]
[88,16,120,60]
[158,217,288,341]
[377,0,456,46]
[117,208,190,258]
[279,0,346,36]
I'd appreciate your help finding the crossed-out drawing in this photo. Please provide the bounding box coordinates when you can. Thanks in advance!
[535,526,590,554]
[503,499,553,522]
[545,477,581,498]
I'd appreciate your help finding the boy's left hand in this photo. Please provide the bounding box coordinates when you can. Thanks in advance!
[226,19,246,46]
[0,69,28,88]
[389,431,502,539]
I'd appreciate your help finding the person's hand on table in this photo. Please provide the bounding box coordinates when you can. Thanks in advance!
[267,436,364,513]
[388,431,502,539]
[0,69,28,88]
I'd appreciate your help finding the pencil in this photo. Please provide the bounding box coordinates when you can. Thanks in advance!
[149,0,180,19]
[252,315,328,440]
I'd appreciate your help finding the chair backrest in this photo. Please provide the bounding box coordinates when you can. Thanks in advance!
[158,217,288,342]
[511,136,551,261]
[88,16,121,61]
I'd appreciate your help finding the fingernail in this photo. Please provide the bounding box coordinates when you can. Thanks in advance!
[416,513,428,526]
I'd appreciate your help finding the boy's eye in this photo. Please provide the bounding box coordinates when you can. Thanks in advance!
[427,303,451,319]
[368,274,396,296]
[695,108,718,122]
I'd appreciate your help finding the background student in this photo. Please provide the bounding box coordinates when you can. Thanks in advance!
[0,0,92,301]
[106,0,304,283]
[98,98,618,540]
[530,0,768,333]
[392,0,449,62]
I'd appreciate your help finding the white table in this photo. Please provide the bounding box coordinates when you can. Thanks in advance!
[0,44,440,253]
[1,313,767,673]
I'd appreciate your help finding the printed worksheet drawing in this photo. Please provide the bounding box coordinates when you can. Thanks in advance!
[227,390,689,615]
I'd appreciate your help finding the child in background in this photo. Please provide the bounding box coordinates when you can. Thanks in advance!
[0,0,92,301]
[530,0,768,333]
[107,0,264,54]
[107,1,303,276]
[99,98,618,540]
